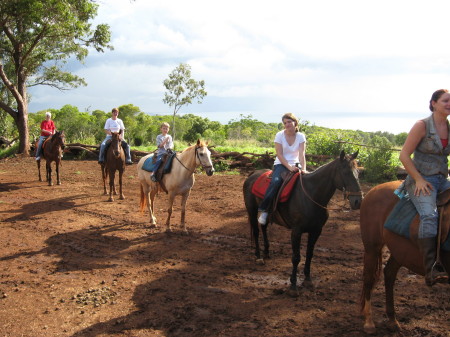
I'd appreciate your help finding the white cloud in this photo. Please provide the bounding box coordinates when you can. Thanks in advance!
[28,0,450,134]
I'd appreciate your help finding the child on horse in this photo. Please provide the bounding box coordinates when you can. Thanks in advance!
[151,122,174,182]
[35,111,56,161]
[98,108,133,165]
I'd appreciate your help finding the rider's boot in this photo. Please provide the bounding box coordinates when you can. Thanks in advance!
[418,237,448,286]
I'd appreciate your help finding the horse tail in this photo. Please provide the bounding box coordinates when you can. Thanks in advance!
[140,184,148,213]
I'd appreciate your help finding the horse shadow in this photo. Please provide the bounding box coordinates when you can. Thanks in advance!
[0,181,35,192]
[0,194,91,222]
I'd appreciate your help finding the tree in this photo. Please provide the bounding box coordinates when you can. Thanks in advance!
[163,63,207,141]
[0,0,112,154]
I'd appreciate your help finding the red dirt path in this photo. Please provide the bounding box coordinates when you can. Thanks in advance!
[0,157,448,337]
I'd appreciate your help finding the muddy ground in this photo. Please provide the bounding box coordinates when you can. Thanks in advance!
[0,157,449,337]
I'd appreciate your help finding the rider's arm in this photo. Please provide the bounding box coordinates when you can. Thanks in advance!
[399,120,431,196]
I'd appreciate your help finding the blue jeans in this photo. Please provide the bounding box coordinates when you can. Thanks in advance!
[99,135,131,163]
[258,164,290,212]
[152,153,165,174]
[406,174,450,238]
[35,136,47,158]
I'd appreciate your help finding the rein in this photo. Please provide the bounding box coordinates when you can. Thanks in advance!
[298,163,362,211]
[174,146,212,173]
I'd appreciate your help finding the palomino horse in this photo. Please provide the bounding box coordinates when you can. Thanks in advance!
[101,131,125,202]
[243,151,362,296]
[137,139,214,233]
[37,131,65,186]
[360,181,450,334]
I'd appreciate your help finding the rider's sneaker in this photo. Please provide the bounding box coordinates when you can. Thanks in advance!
[258,211,268,226]
[35,156,40,161]
[126,161,133,165]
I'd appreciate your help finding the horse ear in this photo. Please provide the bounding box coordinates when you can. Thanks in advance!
[197,139,201,146]
[350,150,359,160]
[340,150,345,160]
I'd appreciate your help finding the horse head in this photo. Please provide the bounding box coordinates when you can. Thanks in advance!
[110,131,123,159]
[337,150,362,210]
[195,139,214,176]
[52,131,65,151]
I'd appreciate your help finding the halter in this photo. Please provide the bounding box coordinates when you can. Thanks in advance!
[174,145,213,173]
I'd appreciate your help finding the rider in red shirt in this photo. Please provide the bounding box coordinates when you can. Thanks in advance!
[35,112,56,160]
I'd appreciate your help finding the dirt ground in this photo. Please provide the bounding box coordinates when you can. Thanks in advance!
[0,157,449,337]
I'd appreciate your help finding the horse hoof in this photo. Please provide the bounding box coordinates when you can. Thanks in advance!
[108,198,114,202]
[119,196,125,200]
[165,228,172,233]
[287,287,299,297]
[255,258,265,265]
[302,279,315,290]
[57,182,61,185]
[363,324,376,335]
[386,319,400,332]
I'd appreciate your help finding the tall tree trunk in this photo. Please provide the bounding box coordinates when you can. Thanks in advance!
[15,105,30,155]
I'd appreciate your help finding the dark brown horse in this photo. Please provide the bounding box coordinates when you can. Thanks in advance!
[360,181,450,334]
[243,151,362,296]
[101,131,125,202]
[36,131,65,186]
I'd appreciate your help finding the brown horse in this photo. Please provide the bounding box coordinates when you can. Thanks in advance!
[360,181,450,334]
[101,131,125,202]
[36,131,65,186]
[243,151,362,296]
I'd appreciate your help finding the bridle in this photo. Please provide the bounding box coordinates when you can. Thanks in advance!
[298,161,363,211]
[175,145,213,173]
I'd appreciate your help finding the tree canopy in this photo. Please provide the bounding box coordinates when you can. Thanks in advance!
[0,0,112,154]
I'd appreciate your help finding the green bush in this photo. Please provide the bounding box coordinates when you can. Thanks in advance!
[363,136,397,183]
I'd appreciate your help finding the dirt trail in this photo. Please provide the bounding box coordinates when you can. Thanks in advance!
[0,157,448,336]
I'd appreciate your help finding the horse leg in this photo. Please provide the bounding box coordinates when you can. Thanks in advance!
[148,187,158,226]
[37,160,42,182]
[361,247,383,335]
[101,165,108,195]
[56,160,61,185]
[108,170,115,202]
[164,194,175,233]
[384,256,401,332]
[180,191,190,234]
[302,230,322,289]
[261,224,270,260]
[288,228,302,297]
[46,161,52,186]
[118,169,124,200]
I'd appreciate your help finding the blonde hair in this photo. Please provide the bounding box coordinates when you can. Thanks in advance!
[282,113,299,132]
[161,122,170,128]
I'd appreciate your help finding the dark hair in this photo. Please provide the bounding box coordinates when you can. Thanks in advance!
[282,113,299,132]
[429,89,449,112]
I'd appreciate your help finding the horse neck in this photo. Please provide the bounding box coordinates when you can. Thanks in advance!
[173,147,197,177]
[302,159,339,205]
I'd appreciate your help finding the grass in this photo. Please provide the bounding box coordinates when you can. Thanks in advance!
[0,144,19,159]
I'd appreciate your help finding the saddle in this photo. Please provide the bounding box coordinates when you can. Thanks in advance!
[142,152,176,180]
[35,137,51,159]
[252,171,300,203]
[384,188,450,251]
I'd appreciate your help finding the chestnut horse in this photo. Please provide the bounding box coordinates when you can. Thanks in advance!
[137,140,214,233]
[36,131,65,186]
[360,181,450,334]
[101,131,125,202]
[243,151,362,296]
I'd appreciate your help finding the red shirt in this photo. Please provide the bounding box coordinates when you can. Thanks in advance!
[40,120,55,137]
[441,138,448,148]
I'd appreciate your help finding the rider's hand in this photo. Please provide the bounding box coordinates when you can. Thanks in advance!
[414,177,432,196]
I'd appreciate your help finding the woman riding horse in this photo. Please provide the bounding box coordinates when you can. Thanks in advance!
[398,88,450,286]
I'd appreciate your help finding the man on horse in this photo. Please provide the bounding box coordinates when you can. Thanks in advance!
[98,108,133,165]
[35,111,56,161]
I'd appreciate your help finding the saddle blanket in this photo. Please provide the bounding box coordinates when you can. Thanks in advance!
[251,171,300,203]
[384,196,450,251]
[142,154,175,173]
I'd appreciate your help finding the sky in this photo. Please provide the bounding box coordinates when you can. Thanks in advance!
[28,0,450,134]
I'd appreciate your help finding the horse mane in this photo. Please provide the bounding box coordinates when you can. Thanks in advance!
[307,153,358,178]
[181,140,207,153]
